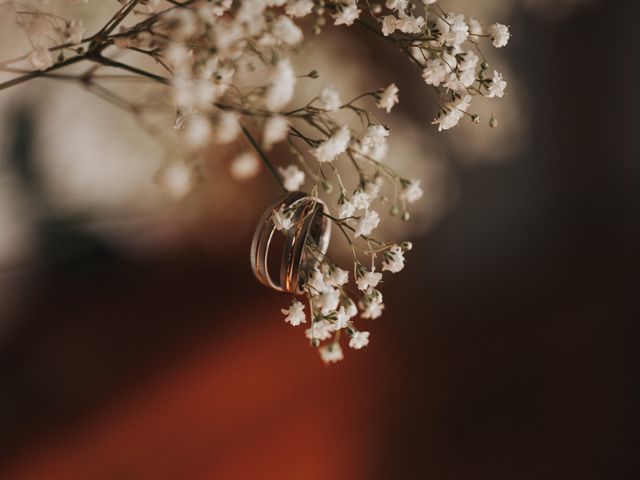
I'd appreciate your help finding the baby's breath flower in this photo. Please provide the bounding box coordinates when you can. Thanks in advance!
[377,83,399,113]
[381,16,397,37]
[400,178,424,203]
[349,330,370,349]
[422,58,449,87]
[486,70,507,98]
[278,164,305,191]
[265,58,296,111]
[354,209,380,237]
[338,199,355,219]
[312,126,351,163]
[382,245,406,273]
[230,152,260,181]
[263,115,290,150]
[318,86,342,111]
[361,301,385,319]
[285,0,314,18]
[156,162,194,200]
[360,125,389,150]
[488,23,510,48]
[432,95,471,131]
[317,287,341,315]
[332,306,350,330]
[351,190,372,211]
[282,300,307,326]
[332,2,361,26]
[319,342,344,364]
[327,266,349,287]
[396,13,425,35]
[306,319,334,341]
[442,14,469,47]
[27,47,54,71]
[213,111,241,144]
[183,113,212,148]
[356,266,383,291]
[273,204,294,231]
[307,268,328,293]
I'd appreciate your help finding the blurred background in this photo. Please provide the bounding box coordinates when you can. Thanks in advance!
[0,0,637,479]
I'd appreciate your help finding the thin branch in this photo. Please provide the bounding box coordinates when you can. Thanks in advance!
[240,124,285,191]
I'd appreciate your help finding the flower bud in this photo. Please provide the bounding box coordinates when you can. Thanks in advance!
[401,241,413,251]
[401,211,410,221]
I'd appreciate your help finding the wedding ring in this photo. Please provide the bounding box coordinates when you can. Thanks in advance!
[281,198,331,294]
[250,192,331,294]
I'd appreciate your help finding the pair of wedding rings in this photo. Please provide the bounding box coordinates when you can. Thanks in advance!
[250,192,331,294]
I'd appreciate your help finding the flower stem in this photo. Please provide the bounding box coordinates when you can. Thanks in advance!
[240,124,285,191]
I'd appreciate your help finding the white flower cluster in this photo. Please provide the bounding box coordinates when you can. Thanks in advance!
[377,2,511,131]
[0,0,511,363]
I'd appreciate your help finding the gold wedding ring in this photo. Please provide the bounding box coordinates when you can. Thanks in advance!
[251,192,331,294]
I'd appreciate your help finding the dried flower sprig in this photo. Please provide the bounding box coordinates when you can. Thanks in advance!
[0,0,511,363]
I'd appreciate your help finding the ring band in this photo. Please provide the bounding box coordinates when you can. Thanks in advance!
[250,192,331,294]
[281,198,331,294]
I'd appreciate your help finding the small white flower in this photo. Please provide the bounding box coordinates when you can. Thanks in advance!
[312,126,351,163]
[27,47,54,71]
[273,204,293,231]
[377,83,399,113]
[381,16,397,37]
[356,267,382,291]
[344,298,358,318]
[364,180,382,201]
[361,301,384,319]
[385,0,408,11]
[354,209,380,237]
[263,115,290,150]
[332,306,350,330]
[382,245,405,273]
[271,15,303,45]
[351,191,371,211]
[213,111,240,144]
[183,113,212,148]
[486,70,507,98]
[442,14,468,46]
[319,342,344,364]
[285,0,314,18]
[458,51,479,72]
[396,13,425,34]
[338,200,355,219]
[230,151,260,180]
[488,23,510,48]
[432,95,471,131]
[317,287,340,315]
[307,268,328,293]
[281,300,306,326]
[332,2,361,26]
[318,86,342,111]
[468,18,482,38]
[349,330,370,349]
[305,319,333,341]
[265,58,296,111]
[422,57,449,86]
[327,266,349,287]
[156,162,194,200]
[400,179,424,203]
[278,164,305,191]
[360,125,388,150]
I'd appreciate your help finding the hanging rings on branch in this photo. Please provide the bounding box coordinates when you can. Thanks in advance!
[251,191,331,294]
